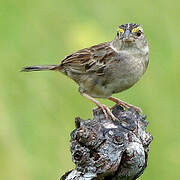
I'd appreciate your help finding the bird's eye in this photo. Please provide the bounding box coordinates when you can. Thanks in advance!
[132,27,142,37]
[136,30,142,37]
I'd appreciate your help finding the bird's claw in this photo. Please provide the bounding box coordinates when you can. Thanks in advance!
[97,104,118,121]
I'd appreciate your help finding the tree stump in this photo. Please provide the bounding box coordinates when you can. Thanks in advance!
[60,105,153,180]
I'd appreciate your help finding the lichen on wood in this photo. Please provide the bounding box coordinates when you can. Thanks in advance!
[60,105,153,180]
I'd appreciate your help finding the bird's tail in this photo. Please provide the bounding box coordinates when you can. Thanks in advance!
[21,65,58,72]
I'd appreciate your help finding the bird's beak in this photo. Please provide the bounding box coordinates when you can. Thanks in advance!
[124,29,130,39]
[123,29,134,42]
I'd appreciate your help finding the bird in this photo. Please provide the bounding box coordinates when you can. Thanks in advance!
[22,23,149,121]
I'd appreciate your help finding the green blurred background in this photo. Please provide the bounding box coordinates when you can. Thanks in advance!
[0,0,180,179]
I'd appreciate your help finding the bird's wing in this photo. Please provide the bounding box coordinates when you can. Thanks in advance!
[59,42,117,75]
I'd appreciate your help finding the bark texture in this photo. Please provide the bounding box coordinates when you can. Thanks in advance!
[60,105,153,180]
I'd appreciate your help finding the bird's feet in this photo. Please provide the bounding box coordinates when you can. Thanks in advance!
[81,92,118,121]
[108,96,142,112]
[96,104,118,121]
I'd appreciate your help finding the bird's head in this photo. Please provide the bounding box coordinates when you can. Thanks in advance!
[114,23,148,54]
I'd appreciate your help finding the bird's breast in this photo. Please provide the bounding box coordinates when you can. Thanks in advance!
[105,52,146,93]
[79,51,147,98]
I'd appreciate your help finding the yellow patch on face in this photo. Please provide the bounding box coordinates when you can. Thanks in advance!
[118,28,124,33]
[132,27,140,33]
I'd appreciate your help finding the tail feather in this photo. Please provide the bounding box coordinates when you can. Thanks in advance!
[21,65,58,72]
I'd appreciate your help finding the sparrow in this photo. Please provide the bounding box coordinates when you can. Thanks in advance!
[22,23,149,121]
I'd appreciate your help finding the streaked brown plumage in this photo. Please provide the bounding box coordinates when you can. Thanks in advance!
[22,23,149,120]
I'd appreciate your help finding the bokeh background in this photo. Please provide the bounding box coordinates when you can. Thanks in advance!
[0,0,180,179]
